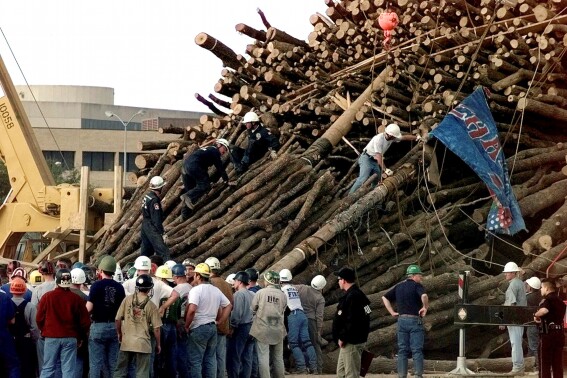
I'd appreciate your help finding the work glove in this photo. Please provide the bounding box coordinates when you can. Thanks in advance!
[415,135,422,142]
[384,168,393,177]
[269,149,277,160]
[163,234,168,243]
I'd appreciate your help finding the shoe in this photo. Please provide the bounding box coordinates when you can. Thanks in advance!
[180,193,195,210]
[510,368,525,376]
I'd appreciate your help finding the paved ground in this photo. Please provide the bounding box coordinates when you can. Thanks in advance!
[287,373,538,378]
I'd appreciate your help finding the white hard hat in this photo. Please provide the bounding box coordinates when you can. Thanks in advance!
[242,112,260,123]
[113,263,124,283]
[279,269,292,282]
[526,276,541,290]
[165,260,176,269]
[205,257,221,271]
[216,138,230,149]
[149,176,166,190]
[134,256,152,271]
[385,123,402,139]
[311,275,327,290]
[70,268,86,285]
[503,261,520,273]
[226,273,236,285]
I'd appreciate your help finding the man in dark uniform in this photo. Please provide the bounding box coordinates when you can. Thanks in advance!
[141,175,170,260]
[180,138,233,220]
[332,267,371,378]
[534,279,566,378]
[231,112,280,174]
[382,264,429,378]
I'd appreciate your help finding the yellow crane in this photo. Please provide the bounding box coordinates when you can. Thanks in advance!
[0,53,117,266]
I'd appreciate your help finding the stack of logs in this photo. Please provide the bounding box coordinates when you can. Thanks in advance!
[93,0,567,373]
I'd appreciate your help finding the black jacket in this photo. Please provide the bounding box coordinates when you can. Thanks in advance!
[141,190,165,234]
[184,146,229,182]
[242,125,279,168]
[332,284,371,345]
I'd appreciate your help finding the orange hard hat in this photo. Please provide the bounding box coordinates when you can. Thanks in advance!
[10,277,27,295]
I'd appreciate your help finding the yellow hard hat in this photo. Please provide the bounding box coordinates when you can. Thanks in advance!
[194,263,211,277]
[155,265,172,279]
[29,270,43,286]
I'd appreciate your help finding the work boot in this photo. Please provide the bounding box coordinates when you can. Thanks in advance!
[180,193,195,210]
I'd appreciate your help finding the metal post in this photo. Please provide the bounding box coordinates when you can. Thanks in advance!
[450,270,475,375]
[105,109,145,186]
[123,123,127,184]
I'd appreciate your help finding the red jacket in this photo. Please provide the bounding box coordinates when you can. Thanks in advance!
[36,287,90,339]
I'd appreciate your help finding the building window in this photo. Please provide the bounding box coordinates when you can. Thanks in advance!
[118,153,138,172]
[82,152,114,171]
[43,151,75,169]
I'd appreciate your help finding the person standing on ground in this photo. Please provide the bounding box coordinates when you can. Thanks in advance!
[154,265,179,377]
[32,260,57,374]
[206,257,234,378]
[227,271,255,378]
[250,271,287,378]
[179,139,235,220]
[36,268,91,378]
[349,123,422,194]
[499,262,527,374]
[295,275,327,374]
[279,269,318,374]
[333,267,371,378]
[382,265,428,378]
[245,267,261,378]
[525,276,541,372]
[141,175,170,260]
[87,255,126,378]
[161,264,192,378]
[0,287,19,378]
[114,274,162,378]
[534,279,566,378]
[231,111,280,175]
[9,277,36,377]
[184,263,232,378]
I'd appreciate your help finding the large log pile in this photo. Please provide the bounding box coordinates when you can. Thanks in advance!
[93,0,567,373]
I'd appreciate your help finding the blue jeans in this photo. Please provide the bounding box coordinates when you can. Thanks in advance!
[177,329,191,378]
[397,316,424,378]
[507,325,524,371]
[287,310,317,372]
[216,334,227,378]
[0,332,20,378]
[89,322,120,378]
[526,325,539,365]
[158,323,178,376]
[188,323,217,378]
[349,153,381,194]
[227,323,254,378]
[41,337,77,378]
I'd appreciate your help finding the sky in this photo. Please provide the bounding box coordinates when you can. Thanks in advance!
[0,1,327,113]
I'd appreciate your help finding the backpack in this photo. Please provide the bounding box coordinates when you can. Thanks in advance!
[9,300,31,338]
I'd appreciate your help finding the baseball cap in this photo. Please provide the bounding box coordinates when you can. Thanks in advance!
[335,267,356,283]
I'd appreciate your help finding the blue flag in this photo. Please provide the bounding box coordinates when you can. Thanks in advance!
[430,87,526,235]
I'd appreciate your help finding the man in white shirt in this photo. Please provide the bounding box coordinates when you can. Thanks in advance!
[185,263,232,378]
[349,123,421,194]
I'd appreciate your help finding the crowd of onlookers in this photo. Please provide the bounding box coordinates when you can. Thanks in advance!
[0,254,329,378]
